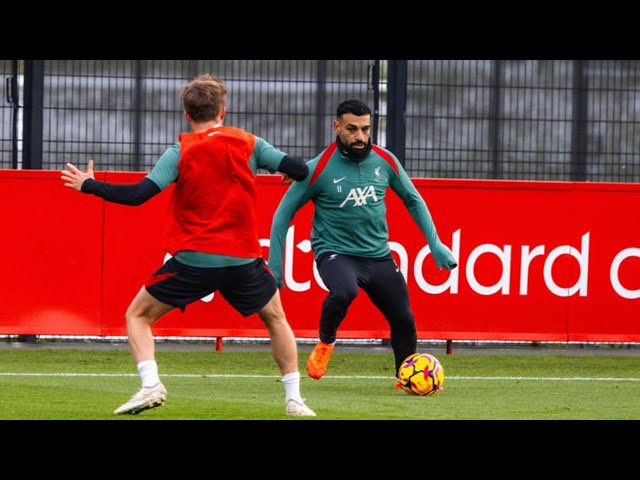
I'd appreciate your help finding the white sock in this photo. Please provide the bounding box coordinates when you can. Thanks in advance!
[281,371,303,404]
[137,360,160,388]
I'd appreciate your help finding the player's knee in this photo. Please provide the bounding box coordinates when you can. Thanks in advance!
[330,287,358,306]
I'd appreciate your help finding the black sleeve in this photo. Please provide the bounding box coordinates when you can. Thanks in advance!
[81,177,162,206]
[277,155,309,181]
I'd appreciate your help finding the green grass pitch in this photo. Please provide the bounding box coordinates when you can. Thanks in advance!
[1,348,640,420]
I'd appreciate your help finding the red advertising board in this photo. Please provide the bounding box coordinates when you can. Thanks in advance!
[0,170,104,335]
[1,170,639,342]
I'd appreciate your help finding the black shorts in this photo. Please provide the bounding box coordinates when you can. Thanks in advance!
[144,257,277,316]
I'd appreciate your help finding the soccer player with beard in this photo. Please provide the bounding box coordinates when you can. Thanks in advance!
[268,99,458,385]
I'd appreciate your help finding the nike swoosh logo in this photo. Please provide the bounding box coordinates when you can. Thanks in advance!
[333,177,346,184]
[207,131,221,137]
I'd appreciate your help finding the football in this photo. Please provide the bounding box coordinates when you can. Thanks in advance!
[397,352,444,396]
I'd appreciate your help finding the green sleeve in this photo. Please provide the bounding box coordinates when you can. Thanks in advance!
[268,180,312,288]
[146,143,180,190]
[389,162,440,246]
[251,136,286,173]
[390,162,457,270]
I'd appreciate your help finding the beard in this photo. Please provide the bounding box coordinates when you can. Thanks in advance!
[336,136,372,162]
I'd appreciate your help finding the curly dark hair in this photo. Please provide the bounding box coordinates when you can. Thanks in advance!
[336,99,371,118]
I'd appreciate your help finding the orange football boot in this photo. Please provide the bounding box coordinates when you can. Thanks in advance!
[306,341,334,379]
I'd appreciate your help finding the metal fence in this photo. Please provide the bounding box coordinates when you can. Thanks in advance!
[2,60,640,182]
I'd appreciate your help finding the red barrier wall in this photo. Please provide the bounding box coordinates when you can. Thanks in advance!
[2,170,639,342]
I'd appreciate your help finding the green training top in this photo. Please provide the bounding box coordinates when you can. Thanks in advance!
[268,141,454,288]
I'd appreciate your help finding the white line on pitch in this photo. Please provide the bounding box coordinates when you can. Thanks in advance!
[1,373,640,382]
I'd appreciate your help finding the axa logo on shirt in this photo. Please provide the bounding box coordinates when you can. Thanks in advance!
[339,186,379,207]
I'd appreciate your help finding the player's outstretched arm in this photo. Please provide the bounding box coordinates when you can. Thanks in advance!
[61,160,95,191]
[60,160,161,206]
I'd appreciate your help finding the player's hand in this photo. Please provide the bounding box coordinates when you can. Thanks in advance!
[61,160,95,191]
[281,173,293,185]
[431,242,458,270]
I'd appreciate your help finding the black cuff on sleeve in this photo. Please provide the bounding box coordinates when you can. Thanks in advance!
[277,155,309,181]
[81,178,107,195]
